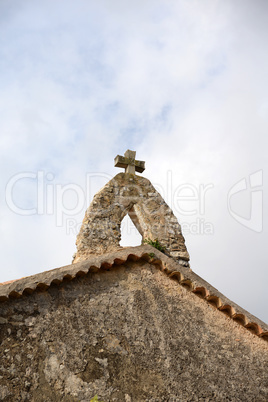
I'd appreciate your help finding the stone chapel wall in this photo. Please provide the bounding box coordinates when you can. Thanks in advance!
[0,260,267,401]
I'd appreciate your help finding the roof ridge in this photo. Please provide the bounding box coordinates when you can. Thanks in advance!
[0,245,267,340]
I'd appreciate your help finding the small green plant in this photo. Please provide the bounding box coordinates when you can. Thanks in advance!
[90,396,103,402]
[143,238,166,253]
[148,252,155,258]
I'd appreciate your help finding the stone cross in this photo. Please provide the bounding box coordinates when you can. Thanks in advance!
[114,150,145,175]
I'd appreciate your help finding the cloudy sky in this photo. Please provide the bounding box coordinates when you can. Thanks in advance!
[1,0,268,323]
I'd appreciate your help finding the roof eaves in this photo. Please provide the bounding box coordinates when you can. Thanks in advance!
[0,245,267,340]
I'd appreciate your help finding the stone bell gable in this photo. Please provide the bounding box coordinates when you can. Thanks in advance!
[73,172,190,265]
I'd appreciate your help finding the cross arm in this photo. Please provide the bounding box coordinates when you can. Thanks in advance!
[114,155,128,169]
[114,155,145,173]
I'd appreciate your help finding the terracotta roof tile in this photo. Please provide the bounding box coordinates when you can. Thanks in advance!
[0,245,267,340]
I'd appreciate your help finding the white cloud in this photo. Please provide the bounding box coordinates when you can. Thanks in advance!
[0,0,267,323]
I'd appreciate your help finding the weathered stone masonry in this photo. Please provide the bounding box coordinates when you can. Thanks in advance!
[0,247,267,401]
[73,173,190,265]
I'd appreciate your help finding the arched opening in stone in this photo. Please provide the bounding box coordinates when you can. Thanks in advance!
[120,214,143,247]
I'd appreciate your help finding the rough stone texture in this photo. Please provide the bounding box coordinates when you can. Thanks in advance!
[73,173,189,265]
[1,246,267,335]
[0,254,268,401]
